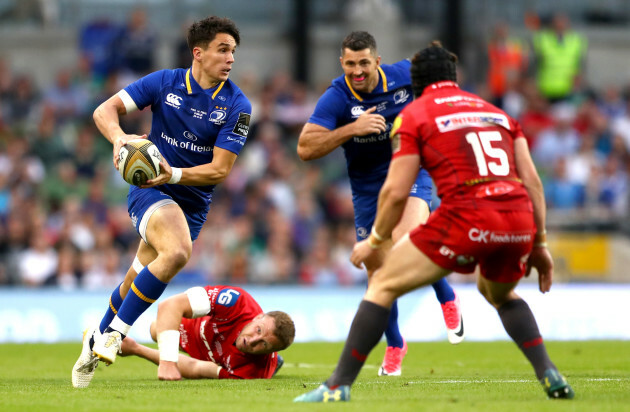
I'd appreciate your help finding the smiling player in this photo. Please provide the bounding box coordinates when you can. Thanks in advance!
[297,31,464,377]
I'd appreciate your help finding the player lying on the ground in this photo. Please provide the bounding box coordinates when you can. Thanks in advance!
[78,285,295,381]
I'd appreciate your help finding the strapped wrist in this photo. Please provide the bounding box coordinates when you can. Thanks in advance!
[367,235,382,249]
[168,167,182,184]
[371,226,384,242]
[534,229,547,248]
[158,330,180,362]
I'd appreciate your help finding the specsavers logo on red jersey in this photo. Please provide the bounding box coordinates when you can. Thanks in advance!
[435,112,510,133]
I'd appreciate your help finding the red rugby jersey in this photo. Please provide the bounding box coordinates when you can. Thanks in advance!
[391,81,532,210]
[178,285,278,379]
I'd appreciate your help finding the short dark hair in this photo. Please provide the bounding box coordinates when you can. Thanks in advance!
[266,311,295,351]
[187,16,240,54]
[341,31,377,56]
[410,40,458,97]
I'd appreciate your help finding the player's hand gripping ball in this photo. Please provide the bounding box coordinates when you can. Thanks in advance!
[118,139,162,186]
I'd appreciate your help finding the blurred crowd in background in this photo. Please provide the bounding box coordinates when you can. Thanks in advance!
[0,7,629,289]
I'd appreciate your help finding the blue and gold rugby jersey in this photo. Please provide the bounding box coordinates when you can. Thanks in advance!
[308,60,413,193]
[123,68,251,211]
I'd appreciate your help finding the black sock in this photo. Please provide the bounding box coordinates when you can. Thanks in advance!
[326,300,390,387]
[498,298,555,380]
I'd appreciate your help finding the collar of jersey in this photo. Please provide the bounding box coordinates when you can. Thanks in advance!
[423,81,459,95]
[185,68,225,100]
[344,66,387,102]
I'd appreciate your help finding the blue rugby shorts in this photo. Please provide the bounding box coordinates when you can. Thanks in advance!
[127,185,207,243]
[353,168,432,241]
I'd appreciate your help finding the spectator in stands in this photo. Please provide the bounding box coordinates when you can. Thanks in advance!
[81,246,125,290]
[18,229,58,287]
[564,132,605,207]
[486,21,528,110]
[598,152,629,216]
[530,12,587,103]
[43,68,91,124]
[544,157,584,210]
[611,98,630,153]
[79,18,123,81]
[518,82,554,148]
[4,74,40,131]
[116,7,156,78]
[532,103,581,176]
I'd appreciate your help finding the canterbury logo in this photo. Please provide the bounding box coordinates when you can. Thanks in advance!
[165,93,182,108]
[351,106,365,117]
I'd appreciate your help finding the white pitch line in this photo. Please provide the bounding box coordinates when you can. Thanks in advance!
[286,363,376,369]
[298,377,625,385]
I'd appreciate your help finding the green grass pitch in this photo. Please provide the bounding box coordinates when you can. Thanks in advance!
[0,341,628,411]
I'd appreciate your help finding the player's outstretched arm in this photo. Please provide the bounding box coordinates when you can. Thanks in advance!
[152,293,195,380]
[297,107,386,161]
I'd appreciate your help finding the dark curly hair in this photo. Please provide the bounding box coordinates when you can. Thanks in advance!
[187,16,240,54]
[410,40,458,97]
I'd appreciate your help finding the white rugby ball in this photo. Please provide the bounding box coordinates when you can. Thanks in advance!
[118,139,161,186]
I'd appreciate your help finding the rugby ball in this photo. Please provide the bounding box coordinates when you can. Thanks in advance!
[118,139,161,186]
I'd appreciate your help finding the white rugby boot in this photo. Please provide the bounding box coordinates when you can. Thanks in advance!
[93,330,123,365]
[72,326,99,388]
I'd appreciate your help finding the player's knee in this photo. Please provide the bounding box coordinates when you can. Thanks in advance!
[163,246,191,271]
[477,285,511,309]
[366,275,399,306]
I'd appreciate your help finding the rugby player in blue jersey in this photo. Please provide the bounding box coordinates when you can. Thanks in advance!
[72,16,252,388]
[297,32,464,376]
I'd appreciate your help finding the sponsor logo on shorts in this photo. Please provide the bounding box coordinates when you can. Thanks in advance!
[440,245,455,258]
[435,112,510,133]
[468,228,532,244]
[131,212,138,229]
[357,227,368,239]
[165,93,182,108]
[456,255,475,265]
